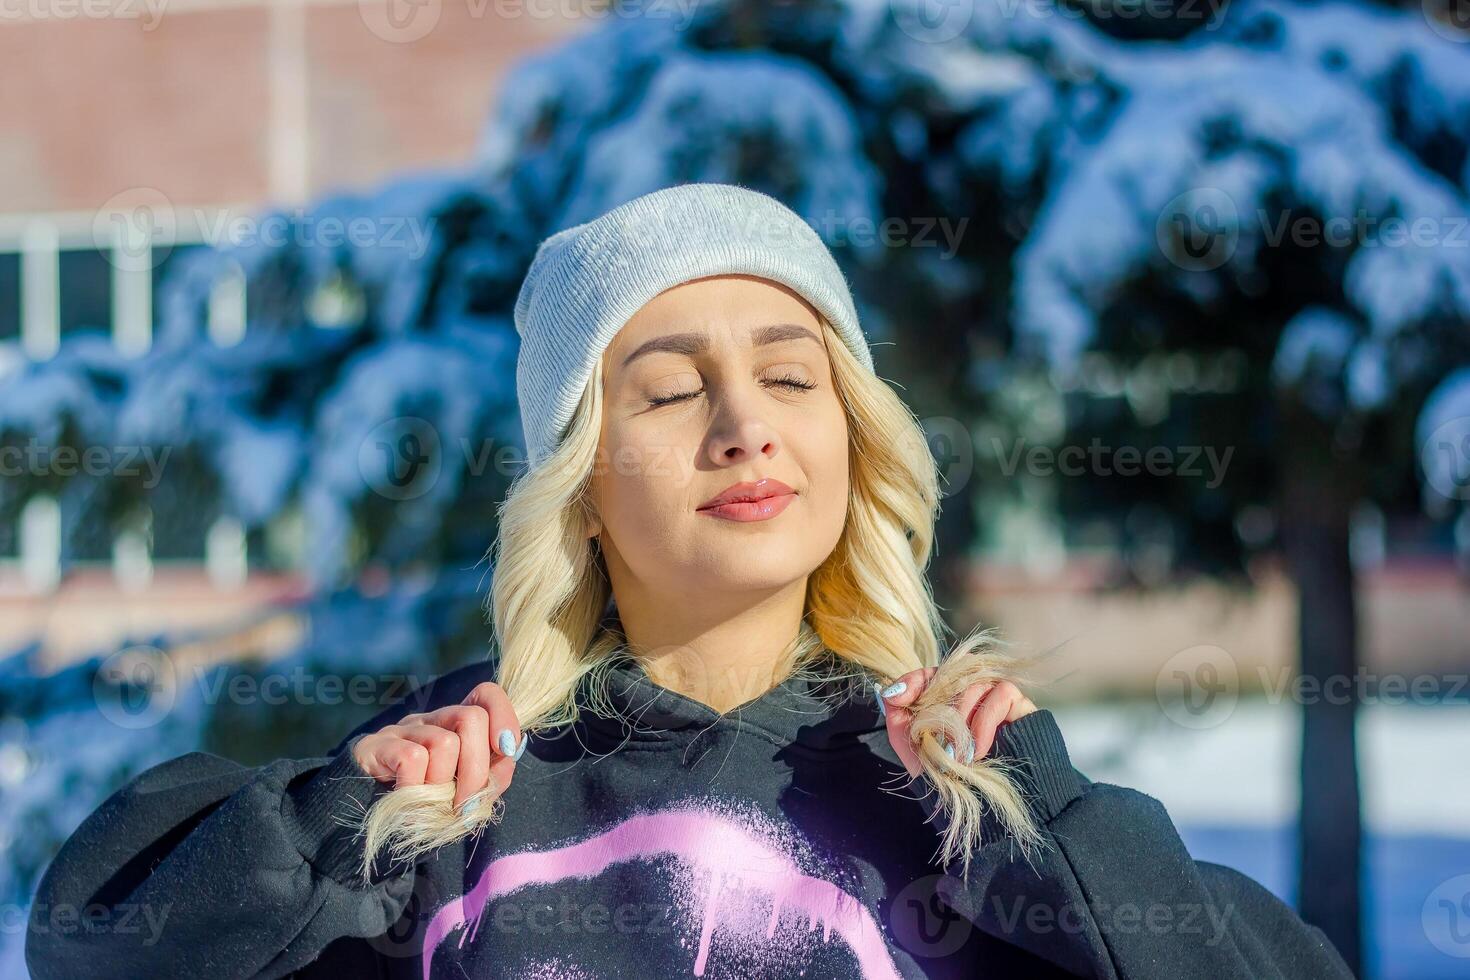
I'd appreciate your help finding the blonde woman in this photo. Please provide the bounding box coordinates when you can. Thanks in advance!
[28,183,1351,979]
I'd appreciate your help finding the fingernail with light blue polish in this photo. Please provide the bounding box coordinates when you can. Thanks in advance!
[872,683,887,718]
[964,742,975,764]
[880,681,907,699]
[513,733,529,761]
[497,729,517,757]
[460,797,480,816]
[944,740,956,759]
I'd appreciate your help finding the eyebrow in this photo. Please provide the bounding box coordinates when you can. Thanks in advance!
[619,323,822,368]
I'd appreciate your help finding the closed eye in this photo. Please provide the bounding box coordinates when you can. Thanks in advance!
[648,388,702,407]
[647,374,816,408]
[764,372,818,393]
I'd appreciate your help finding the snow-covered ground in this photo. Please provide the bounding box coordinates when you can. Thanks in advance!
[1054,698,1470,837]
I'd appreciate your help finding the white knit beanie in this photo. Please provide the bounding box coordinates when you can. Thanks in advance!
[513,182,875,471]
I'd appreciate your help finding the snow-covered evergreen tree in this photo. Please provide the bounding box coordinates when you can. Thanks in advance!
[3,1,1466,973]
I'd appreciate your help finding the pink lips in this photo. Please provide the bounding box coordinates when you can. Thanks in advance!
[696,478,798,523]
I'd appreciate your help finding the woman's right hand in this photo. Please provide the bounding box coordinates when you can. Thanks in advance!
[350,681,527,812]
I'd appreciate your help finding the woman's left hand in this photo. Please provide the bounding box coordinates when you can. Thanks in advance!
[875,670,1038,778]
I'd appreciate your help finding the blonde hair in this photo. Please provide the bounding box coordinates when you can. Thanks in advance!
[353,315,1044,887]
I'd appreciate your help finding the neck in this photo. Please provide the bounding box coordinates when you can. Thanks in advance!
[612,579,809,714]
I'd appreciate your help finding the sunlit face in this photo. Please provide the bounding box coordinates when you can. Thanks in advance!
[588,274,851,604]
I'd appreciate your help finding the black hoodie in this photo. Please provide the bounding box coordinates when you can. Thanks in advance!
[26,651,1354,979]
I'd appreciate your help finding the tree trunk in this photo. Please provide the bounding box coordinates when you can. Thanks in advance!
[1280,443,1364,977]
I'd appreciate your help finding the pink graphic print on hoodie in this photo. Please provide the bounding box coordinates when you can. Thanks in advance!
[421,798,903,980]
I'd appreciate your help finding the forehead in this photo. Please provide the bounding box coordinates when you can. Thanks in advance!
[605,275,821,359]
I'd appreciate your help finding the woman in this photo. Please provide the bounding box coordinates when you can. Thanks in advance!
[26,183,1352,979]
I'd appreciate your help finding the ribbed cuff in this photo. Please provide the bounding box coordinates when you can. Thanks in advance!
[990,709,1086,823]
[281,735,410,888]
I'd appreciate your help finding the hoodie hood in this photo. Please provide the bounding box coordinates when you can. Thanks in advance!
[578,651,886,753]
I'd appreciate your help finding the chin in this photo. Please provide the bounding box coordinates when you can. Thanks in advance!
[680,550,816,594]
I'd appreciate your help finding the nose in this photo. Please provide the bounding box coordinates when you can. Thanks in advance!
[704,389,782,467]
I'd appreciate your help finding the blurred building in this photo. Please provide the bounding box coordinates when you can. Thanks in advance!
[1,0,586,350]
[0,0,585,659]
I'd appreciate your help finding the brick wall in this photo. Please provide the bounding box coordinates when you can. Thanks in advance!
[0,0,587,213]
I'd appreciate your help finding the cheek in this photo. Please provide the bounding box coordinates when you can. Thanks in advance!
[804,409,852,516]
[596,428,695,533]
